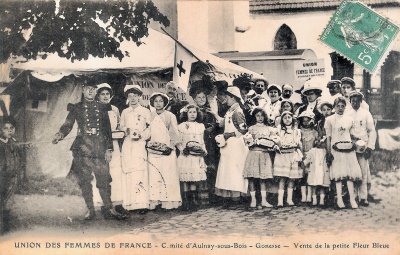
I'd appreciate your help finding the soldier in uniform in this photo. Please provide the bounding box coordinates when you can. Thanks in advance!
[52,83,125,220]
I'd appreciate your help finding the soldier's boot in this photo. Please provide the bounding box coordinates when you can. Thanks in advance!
[115,205,129,216]
[99,187,127,220]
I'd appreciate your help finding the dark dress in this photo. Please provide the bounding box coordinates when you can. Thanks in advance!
[0,138,21,207]
[0,137,22,233]
[198,105,220,203]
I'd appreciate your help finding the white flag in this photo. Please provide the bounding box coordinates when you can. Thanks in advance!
[173,42,196,92]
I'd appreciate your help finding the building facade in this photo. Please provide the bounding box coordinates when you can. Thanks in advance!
[177,0,400,122]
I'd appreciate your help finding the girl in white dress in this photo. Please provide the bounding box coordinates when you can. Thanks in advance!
[120,85,151,213]
[243,107,279,208]
[325,97,362,209]
[92,83,125,214]
[215,87,248,206]
[147,93,182,210]
[176,104,207,211]
[274,111,303,207]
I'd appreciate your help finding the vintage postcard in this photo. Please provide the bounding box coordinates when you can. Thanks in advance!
[0,0,399,255]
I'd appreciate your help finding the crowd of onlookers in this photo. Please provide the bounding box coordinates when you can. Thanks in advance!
[0,75,377,226]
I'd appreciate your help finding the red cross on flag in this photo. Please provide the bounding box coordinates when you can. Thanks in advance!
[173,42,197,92]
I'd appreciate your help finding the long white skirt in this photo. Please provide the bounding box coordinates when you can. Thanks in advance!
[121,139,149,210]
[148,152,182,209]
[215,137,248,194]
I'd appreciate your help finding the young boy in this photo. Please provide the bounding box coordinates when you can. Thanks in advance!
[0,117,21,233]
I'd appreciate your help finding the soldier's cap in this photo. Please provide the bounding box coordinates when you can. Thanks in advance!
[124,84,143,95]
[340,77,355,87]
[298,110,315,119]
[327,80,341,88]
[96,83,113,93]
[282,84,293,91]
[149,92,169,107]
[349,90,364,100]
[267,84,282,93]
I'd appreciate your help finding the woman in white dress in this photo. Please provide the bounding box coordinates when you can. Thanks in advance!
[215,86,249,206]
[92,83,125,215]
[119,85,151,213]
[147,92,182,210]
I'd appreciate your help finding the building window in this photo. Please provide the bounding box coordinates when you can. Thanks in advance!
[274,24,297,50]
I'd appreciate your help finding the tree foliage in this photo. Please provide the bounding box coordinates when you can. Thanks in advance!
[0,0,170,63]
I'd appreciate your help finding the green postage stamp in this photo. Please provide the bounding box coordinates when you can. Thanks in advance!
[320,0,399,73]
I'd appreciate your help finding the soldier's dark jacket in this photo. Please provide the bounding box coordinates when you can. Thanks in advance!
[58,100,113,158]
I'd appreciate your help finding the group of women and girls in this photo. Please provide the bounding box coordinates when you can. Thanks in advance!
[88,73,376,217]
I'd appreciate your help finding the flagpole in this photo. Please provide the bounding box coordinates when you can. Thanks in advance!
[161,27,201,62]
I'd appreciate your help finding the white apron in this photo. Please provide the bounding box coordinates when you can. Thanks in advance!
[148,113,181,209]
[215,109,248,193]
[120,106,151,210]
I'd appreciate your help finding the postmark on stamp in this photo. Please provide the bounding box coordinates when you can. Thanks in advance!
[320,0,399,73]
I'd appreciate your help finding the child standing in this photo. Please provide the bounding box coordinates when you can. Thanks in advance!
[298,111,318,204]
[274,100,294,127]
[305,101,333,206]
[0,117,22,233]
[325,97,362,209]
[243,108,279,208]
[274,111,303,207]
[177,105,207,211]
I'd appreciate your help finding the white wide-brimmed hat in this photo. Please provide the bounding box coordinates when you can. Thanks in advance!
[124,84,143,95]
[302,77,323,95]
[149,92,170,107]
[225,86,242,100]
